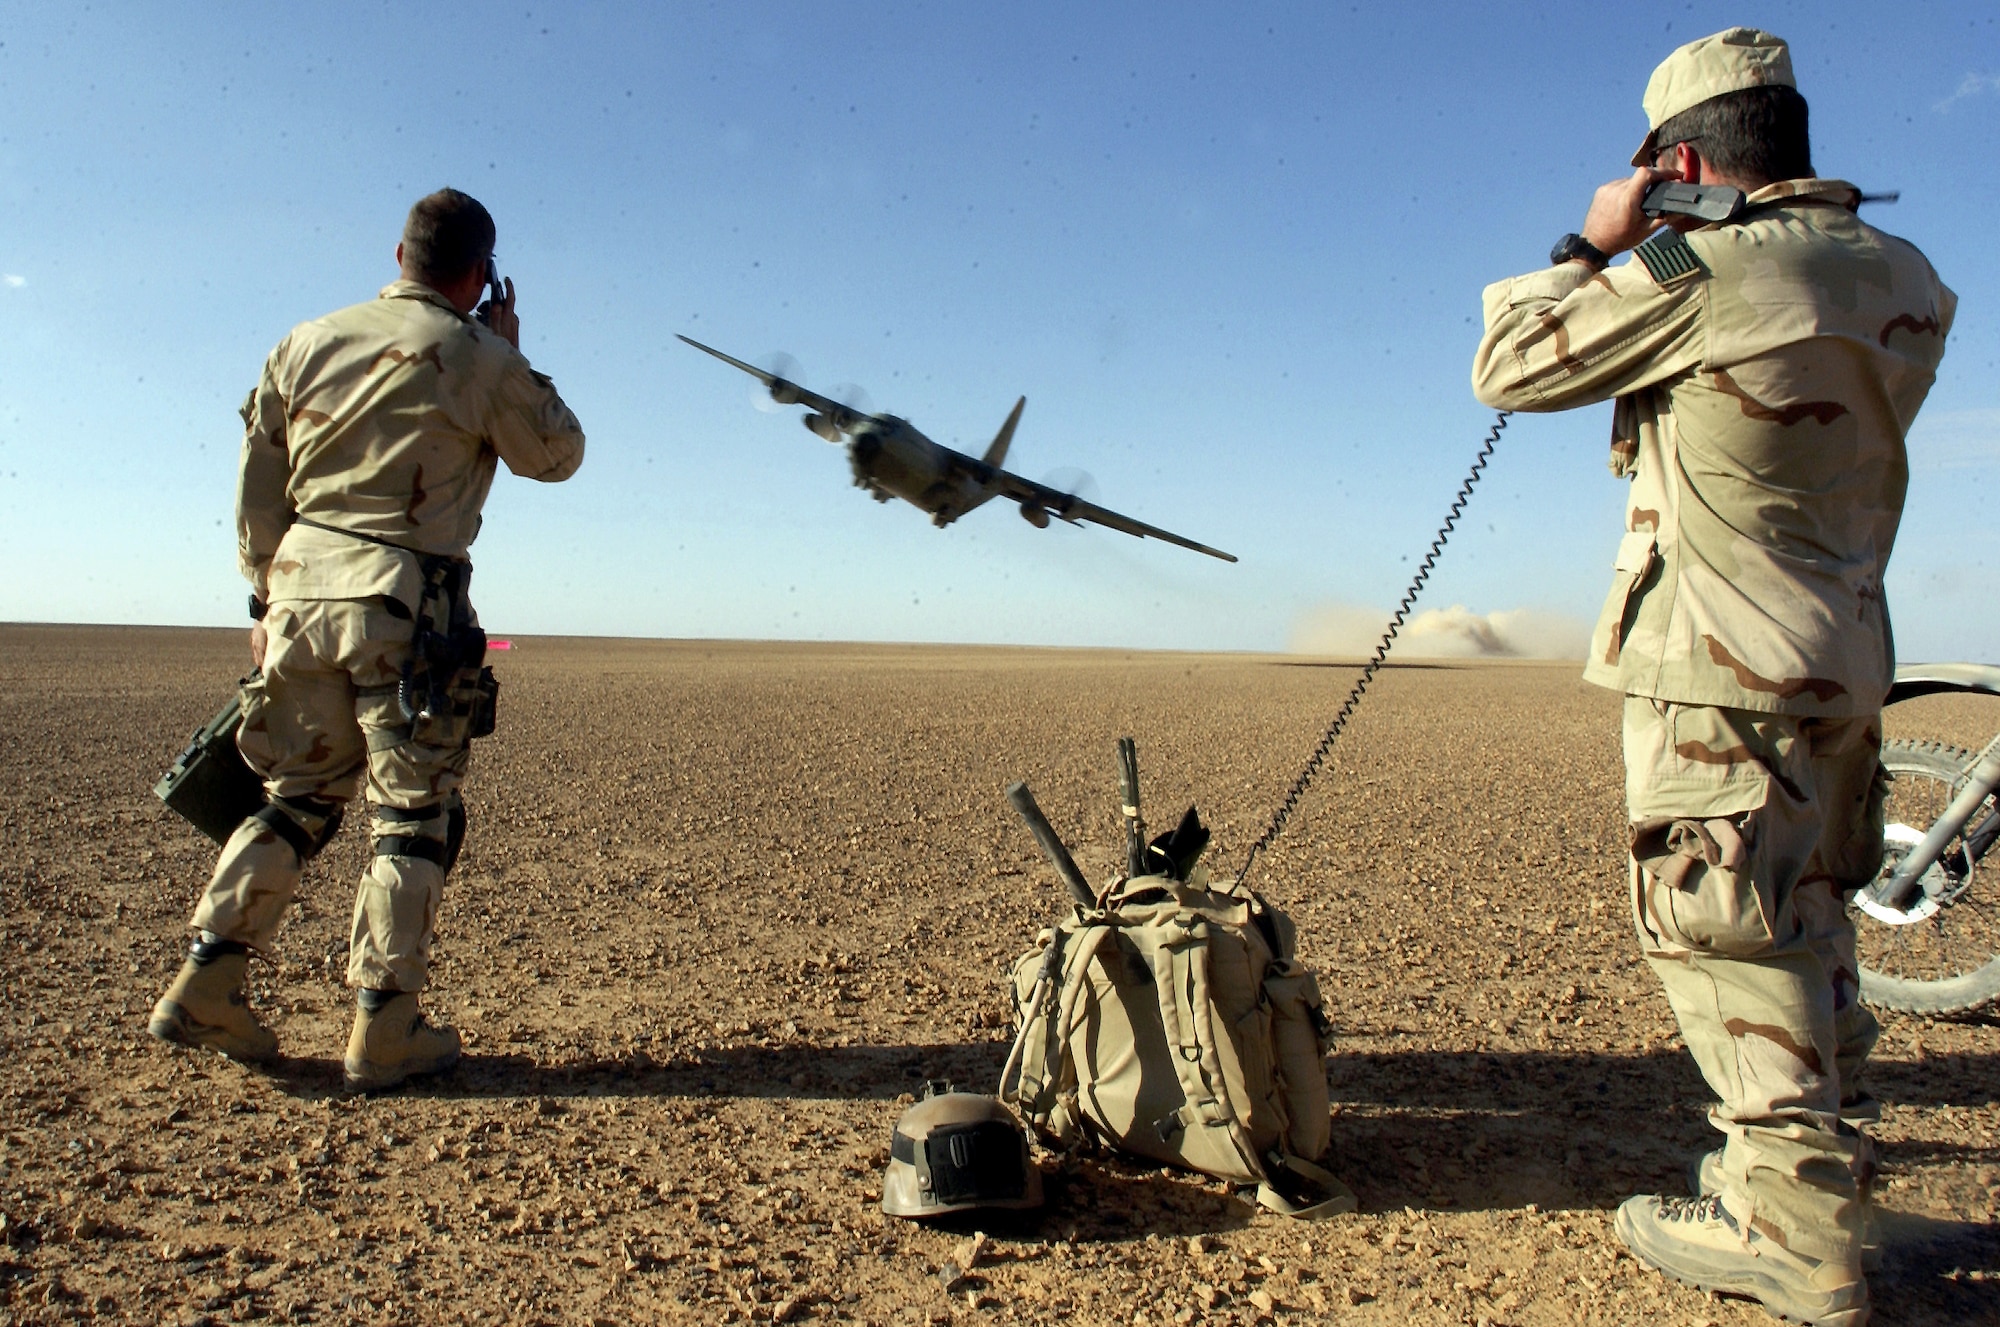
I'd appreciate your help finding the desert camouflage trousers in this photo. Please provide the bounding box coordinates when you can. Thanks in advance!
[1623,697,1884,1262]
[190,597,472,993]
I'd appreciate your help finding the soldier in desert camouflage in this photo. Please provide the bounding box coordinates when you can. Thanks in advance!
[149,189,585,1091]
[1472,29,1952,1327]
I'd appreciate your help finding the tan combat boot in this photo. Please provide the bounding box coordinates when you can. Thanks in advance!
[1691,1148,1882,1273]
[343,992,460,1092]
[1617,1192,1868,1327]
[147,949,278,1063]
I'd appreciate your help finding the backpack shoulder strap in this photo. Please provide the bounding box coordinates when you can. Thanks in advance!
[1139,911,1264,1179]
[999,923,1112,1133]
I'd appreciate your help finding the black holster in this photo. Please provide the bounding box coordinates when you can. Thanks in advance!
[398,556,497,745]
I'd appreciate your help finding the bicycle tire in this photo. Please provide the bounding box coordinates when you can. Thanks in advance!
[1854,739,2000,1014]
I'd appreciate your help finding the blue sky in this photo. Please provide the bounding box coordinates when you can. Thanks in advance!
[2,2,1994,658]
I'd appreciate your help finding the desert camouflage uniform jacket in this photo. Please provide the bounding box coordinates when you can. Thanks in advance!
[237,280,585,608]
[1473,179,1954,717]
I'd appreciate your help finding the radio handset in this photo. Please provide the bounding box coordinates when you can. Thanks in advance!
[1641,181,1745,224]
[473,255,503,326]
[1643,181,1899,226]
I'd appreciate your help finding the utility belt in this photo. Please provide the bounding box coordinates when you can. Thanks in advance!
[294,518,499,749]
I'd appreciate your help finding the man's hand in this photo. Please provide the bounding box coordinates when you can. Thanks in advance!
[250,622,267,669]
[487,276,520,350]
[1579,166,1679,261]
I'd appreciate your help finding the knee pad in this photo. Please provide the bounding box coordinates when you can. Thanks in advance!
[372,802,450,867]
[252,794,344,861]
[190,931,251,964]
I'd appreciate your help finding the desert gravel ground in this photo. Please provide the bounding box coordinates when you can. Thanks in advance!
[0,624,1994,1326]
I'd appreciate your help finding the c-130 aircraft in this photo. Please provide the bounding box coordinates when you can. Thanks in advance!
[678,336,1236,563]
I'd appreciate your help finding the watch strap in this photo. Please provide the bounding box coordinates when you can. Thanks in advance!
[1550,232,1609,269]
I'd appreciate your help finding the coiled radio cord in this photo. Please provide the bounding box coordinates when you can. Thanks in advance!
[1235,409,1513,886]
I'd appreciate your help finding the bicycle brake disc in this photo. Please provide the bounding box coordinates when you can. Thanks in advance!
[1855,823,1946,924]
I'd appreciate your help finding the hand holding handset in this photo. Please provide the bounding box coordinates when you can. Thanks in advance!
[473,255,504,326]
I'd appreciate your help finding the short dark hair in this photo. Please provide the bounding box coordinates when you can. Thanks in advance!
[1654,85,1813,188]
[400,188,495,287]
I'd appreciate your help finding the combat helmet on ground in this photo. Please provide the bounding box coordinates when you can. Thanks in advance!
[882,1082,1043,1219]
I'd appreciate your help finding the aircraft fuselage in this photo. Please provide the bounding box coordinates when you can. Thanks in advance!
[845,418,996,528]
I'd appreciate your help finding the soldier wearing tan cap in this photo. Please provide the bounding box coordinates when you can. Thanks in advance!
[1472,28,1953,1327]
[148,189,585,1092]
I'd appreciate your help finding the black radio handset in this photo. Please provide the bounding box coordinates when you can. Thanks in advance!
[1644,181,1900,225]
[473,255,503,326]
[1641,181,1745,223]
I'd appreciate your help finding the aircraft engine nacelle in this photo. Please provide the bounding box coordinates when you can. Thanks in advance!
[803,413,844,443]
[1019,503,1050,529]
[768,381,803,407]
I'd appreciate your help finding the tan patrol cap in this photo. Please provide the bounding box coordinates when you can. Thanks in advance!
[1631,27,1796,166]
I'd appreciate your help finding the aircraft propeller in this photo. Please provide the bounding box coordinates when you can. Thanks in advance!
[801,381,878,441]
[751,351,806,412]
[823,381,875,431]
[1037,466,1101,522]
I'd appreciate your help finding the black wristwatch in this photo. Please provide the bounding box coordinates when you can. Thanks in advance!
[1550,232,1610,269]
[248,594,268,622]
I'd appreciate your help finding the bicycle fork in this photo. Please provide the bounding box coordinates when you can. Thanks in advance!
[1873,731,2000,912]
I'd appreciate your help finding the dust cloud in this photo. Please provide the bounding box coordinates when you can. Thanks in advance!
[1289,601,1591,660]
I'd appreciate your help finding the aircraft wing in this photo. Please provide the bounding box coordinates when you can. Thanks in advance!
[676,335,861,423]
[992,470,1237,563]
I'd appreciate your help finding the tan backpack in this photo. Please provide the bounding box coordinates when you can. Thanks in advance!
[998,870,1355,1218]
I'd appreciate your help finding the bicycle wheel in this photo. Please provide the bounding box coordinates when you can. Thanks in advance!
[1853,739,2000,1014]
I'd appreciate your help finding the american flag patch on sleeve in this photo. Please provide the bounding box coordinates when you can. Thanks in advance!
[1633,230,1706,286]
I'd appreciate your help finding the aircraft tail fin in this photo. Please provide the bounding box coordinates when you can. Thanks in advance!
[982,396,1026,469]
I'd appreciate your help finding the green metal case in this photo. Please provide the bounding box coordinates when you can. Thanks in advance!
[153,678,266,845]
